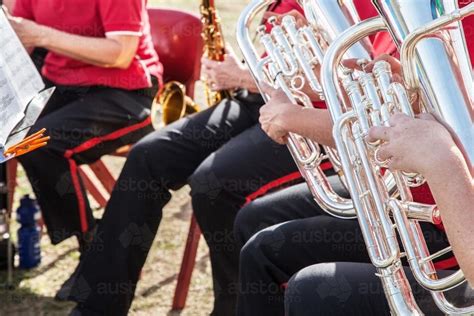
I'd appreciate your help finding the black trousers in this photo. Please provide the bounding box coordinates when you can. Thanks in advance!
[69,92,299,316]
[285,262,474,316]
[18,80,158,245]
[234,182,452,316]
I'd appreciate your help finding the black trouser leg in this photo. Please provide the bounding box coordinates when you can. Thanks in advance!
[236,184,451,316]
[18,86,155,244]
[237,215,366,316]
[69,98,262,315]
[190,126,298,316]
[285,263,474,316]
[233,178,348,250]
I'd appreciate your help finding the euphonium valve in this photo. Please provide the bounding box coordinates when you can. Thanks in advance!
[237,0,369,218]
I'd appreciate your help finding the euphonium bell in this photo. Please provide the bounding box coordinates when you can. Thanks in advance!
[150,81,200,130]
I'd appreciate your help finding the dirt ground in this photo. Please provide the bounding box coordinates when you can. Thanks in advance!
[0,1,251,315]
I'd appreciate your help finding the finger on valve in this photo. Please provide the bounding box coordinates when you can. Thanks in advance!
[368,126,391,143]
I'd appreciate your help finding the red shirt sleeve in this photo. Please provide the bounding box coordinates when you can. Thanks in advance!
[271,0,304,15]
[99,0,143,34]
[13,0,34,20]
[460,1,474,62]
[353,0,378,21]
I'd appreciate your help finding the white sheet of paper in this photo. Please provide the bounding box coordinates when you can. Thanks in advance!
[0,9,45,146]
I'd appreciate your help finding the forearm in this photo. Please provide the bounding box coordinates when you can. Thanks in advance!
[37,25,128,68]
[424,148,474,285]
[283,107,335,148]
[239,67,260,93]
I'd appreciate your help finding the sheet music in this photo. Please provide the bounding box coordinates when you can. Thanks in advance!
[0,9,45,146]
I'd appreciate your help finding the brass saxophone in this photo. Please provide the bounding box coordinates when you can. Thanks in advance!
[151,0,231,129]
[200,0,233,106]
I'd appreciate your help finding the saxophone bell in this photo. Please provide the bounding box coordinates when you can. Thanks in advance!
[151,0,231,130]
[151,81,200,130]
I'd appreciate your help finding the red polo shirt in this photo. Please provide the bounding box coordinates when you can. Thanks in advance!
[13,0,163,90]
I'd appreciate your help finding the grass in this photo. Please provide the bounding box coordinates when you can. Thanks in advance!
[0,1,250,315]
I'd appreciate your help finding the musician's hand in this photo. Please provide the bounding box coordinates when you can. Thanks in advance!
[7,15,47,48]
[201,46,248,91]
[263,9,307,28]
[368,113,456,175]
[259,83,298,144]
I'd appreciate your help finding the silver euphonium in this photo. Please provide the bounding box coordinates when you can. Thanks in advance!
[321,0,474,314]
[236,0,377,218]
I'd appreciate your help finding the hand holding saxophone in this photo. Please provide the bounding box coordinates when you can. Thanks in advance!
[201,46,257,92]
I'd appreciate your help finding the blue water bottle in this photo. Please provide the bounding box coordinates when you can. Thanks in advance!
[16,195,41,269]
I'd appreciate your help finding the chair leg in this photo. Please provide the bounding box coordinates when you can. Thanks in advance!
[172,214,202,310]
[78,167,108,209]
[6,160,18,214]
[89,160,116,195]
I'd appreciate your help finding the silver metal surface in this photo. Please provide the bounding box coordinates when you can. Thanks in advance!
[321,2,474,313]
[236,0,376,218]
[373,0,474,170]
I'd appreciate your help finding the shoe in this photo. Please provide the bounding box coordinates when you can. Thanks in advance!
[69,304,103,316]
[69,306,84,316]
[55,266,79,301]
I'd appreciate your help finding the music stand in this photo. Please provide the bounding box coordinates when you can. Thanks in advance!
[0,88,53,289]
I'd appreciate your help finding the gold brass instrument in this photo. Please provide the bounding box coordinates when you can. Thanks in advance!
[152,0,231,129]
[236,0,383,218]
[319,0,474,313]
[201,0,233,106]
[151,81,199,129]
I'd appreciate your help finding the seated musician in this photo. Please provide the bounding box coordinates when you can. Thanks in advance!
[7,0,162,253]
[66,1,307,315]
[284,114,474,315]
[234,1,474,315]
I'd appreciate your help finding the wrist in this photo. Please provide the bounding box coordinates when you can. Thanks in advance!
[275,104,300,131]
[238,66,253,90]
[36,24,52,47]
[422,141,462,178]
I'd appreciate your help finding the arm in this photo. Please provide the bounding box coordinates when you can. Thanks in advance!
[258,84,335,147]
[3,0,15,11]
[8,16,139,69]
[369,114,474,285]
[422,144,474,285]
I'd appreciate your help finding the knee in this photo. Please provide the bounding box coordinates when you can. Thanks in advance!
[239,227,278,270]
[285,266,325,316]
[239,235,263,273]
[234,203,263,250]
[188,162,225,213]
[127,133,170,173]
[128,136,154,163]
